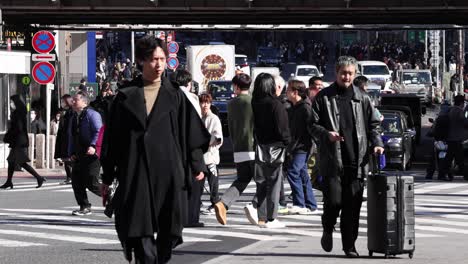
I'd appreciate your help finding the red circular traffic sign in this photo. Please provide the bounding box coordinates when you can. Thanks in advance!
[167,41,179,54]
[32,62,56,85]
[32,31,56,54]
[167,57,179,70]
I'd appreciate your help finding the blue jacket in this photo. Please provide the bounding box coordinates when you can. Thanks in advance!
[70,107,102,156]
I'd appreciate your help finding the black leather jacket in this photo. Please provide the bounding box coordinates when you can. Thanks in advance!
[308,82,383,181]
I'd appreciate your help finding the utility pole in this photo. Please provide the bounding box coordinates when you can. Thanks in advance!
[459,29,464,95]
[0,9,3,43]
[131,31,135,64]
[443,30,446,73]
[425,30,428,66]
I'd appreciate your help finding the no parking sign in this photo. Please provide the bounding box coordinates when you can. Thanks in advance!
[32,31,55,54]
[32,62,56,85]
[167,57,179,70]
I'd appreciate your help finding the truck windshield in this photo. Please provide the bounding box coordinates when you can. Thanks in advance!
[363,65,390,75]
[402,72,431,85]
[258,48,279,58]
[297,68,319,76]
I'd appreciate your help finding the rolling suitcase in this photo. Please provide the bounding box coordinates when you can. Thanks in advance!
[367,156,416,259]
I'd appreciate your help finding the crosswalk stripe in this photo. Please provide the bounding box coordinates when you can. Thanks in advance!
[0,229,120,244]
[7,182,58,189]
[452,189,468,195]
[183,228,291,241]
[0,238,47,247]
[0,212,111,223]
[415,198,468,205]
[416,225,468,235]
[415,183,467,194]
[7,185,71,192]
[15,224,117,235]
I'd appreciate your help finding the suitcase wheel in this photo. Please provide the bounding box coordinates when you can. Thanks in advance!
[369,251,373,257]
[409,253,414,259]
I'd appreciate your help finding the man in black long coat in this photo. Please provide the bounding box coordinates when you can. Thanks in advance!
[101,36,210,263]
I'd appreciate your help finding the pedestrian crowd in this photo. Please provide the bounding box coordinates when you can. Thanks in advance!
[340,41,427,71]
[426,95,468,181]
[2,35,389,263]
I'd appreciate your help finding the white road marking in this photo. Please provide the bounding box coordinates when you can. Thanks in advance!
[0,229,120,244]
[0,238,47,247]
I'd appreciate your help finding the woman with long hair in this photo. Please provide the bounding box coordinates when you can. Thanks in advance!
[251,73,291,228]
[1,95,46,189]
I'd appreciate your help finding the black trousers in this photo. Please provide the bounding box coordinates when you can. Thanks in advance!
[322,168,364,251]
[204,164,220,205]
[186,176,204,225]
[71,155,101,208]
[64,160,73,180]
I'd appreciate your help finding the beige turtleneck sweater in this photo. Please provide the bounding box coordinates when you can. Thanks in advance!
[143,80,161,114]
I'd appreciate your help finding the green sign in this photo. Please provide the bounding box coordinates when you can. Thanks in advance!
[69,83,99,101]
[22,76,31,86]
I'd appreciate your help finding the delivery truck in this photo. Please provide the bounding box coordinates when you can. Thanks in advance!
[186,45,236,94]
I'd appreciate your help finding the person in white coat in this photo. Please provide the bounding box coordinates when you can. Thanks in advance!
[199,93,223,214]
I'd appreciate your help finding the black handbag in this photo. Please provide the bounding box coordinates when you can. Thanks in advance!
[255,143,286,164]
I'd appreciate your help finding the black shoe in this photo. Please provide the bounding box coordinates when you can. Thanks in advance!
[344,249,360,258]
[0,181,13,189]
[321,230,333,252]
[60,179,72,185]
[184,222,204,228]
[36,177,46,188]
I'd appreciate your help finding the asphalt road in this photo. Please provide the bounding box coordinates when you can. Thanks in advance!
[1,165,468,264]
[2,106,467,264]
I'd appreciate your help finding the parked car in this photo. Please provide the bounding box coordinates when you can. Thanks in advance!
[378,109,417,171]
[235,54,250,75]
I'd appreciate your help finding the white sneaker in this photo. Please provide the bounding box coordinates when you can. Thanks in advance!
[244,203,258,225]
[262,219,286,229]
[289,205,319,215]
[298,207,319,215]
[288,205,306,215]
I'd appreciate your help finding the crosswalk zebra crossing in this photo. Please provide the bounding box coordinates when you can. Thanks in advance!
[1,175,468,249]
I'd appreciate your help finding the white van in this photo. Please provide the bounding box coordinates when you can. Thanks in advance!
[290,65,323,85]
[357,61,392,90]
